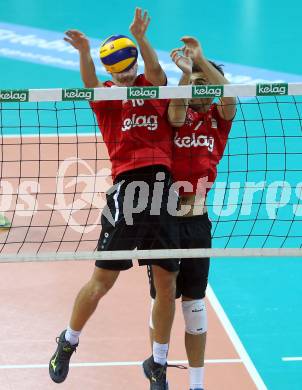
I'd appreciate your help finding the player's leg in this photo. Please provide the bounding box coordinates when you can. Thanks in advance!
[49,183,134,383]
[182,296,208,390]
[141,172,180,390]
[149,175,180,349]
[145,214,211,390]
[146,266,181,390]
[143,263,178,390]
[150,263,178,373]
[67,203,136,335]
[49,266,121,384]
[68,266,120,332]
[151,265,178,345]
[147,267,179,350]
[180,213,211,390]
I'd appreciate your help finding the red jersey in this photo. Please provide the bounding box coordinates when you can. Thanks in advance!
[172,104,233,195]
[90,74,172,181]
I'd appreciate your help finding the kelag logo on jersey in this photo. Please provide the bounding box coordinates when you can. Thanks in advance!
[127,86,159,100]
[192,85,224,98]
[256,83,288,96]
[0,89,29,102]
[62,88,94,101]
[174,132,214,152]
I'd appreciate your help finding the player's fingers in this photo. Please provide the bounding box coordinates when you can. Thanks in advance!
[63,37,77,48]
[173,48,185,56]
[145,16,151,29]
[142,10,148,22]
[136,7,142,19]
[170,49,180,57]
[65,32,83,42]
[181,35,195,41]
[184,48,191,57]
[173,45,186,54]
[171,52,181,63]
[170,52,179,60]
[174,56,183,66]
[181,36,198,46]
[65,29,82,36]
[170,50,177,59]
[64,30,73,37]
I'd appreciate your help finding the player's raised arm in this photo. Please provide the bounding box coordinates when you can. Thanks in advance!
[64,30,103,88]
[129,7,166,86]
[181,36,236,120]
[168,48,192,127]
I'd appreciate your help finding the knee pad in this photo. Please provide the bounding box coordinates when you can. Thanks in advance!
[182,299,207,335]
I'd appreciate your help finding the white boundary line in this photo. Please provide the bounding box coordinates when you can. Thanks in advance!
[0,358,241,370]
[282,357,302,362]
[207,284,267,390]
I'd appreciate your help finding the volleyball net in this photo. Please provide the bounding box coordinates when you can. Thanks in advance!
[0,83,302,262]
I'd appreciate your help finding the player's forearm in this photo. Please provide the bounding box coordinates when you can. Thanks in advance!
[137,36,160,70]
[195,57,236,120]
[79,52,101,88]
[168,73,190,127]
[136,37,166,85]
[195,57,228,85]
[168,101,188,127]
[195,57,236,107]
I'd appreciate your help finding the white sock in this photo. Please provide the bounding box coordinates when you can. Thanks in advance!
[189,366,205,389]
[65,326,81,346]
[153,341,168,366]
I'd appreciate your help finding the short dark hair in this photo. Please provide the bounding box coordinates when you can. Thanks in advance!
[192,60,224,76]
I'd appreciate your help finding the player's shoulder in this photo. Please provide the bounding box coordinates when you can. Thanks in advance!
[134,74,154,87]
[103,80,115,88]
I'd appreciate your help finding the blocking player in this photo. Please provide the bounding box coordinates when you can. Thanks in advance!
[148,37,236,390]
[49,9,179,389]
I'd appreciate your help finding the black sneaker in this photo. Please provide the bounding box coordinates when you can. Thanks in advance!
[49,330,78,383]
[143,355,169,390]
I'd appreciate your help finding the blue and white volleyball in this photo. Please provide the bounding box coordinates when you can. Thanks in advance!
[100,35,138,73]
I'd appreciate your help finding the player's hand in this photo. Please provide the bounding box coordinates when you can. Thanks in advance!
[180,36,205,62]
[64,30,90,53]
[170,48,193,75]
[130,7,150,41]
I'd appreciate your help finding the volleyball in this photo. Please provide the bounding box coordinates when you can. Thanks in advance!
[100,35,138,73]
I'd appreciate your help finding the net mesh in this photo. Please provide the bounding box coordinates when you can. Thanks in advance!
[1,85,302,260]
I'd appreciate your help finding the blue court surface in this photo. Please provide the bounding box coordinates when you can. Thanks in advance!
[1,1,302,389]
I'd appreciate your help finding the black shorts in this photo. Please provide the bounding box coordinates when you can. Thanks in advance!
[148,213,211,300]
[96,165,180,272]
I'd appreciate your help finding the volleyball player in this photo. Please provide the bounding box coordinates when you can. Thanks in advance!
[148,37,236,390]
[49,8,179,389]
